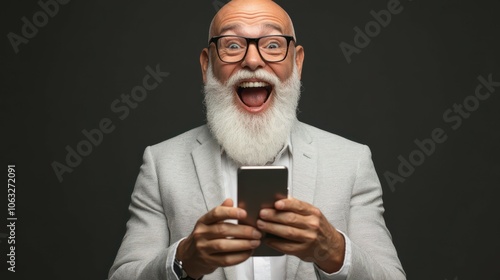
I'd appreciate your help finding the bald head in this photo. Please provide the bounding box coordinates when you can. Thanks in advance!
[208,0,296,41]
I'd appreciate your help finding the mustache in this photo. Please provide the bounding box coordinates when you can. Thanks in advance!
[224,68,282,88]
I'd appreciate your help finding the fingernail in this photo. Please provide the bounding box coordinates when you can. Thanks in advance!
[257,220,265,228]
[260,209,269,217]
[237,209,244,219]
[250,240,260,248]
[276,201,284,209]
[253,230,262,239]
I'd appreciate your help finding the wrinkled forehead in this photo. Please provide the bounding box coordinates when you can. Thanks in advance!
[209,1,296,40]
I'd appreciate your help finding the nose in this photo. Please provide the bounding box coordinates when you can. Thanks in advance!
[241,43,266,70]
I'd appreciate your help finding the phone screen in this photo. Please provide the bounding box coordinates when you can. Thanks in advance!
[237,166,288,256]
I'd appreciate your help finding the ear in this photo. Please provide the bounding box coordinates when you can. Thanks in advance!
[294,45,305,79]
[200,48,210,84]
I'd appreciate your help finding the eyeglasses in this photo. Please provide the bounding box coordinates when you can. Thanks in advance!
[208,35,295,63]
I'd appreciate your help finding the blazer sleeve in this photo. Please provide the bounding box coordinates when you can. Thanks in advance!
[345,145,406,280]
[108,146,180,280]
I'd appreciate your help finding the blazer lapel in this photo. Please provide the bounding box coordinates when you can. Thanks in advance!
[290,121,317,205]
[286,121,318,280]
[191,127,234,280]
[191,126,225,213]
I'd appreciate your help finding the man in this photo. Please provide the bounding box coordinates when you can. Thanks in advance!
[109,0,406,279]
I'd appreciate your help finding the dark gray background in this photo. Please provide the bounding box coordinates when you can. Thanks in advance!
[2,0,499,279]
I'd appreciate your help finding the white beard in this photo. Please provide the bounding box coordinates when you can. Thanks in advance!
[204,63,301,166]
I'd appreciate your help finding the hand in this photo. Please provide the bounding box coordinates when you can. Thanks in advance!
[176,198,262,279]
[256,198,345,273]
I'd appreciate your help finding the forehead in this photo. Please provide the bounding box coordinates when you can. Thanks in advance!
[218,22,285,37]
[211,3,293,37]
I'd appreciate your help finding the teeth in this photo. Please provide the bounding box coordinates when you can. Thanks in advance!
[239,81,270,88]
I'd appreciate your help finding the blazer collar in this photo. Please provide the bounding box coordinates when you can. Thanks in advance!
[190,122,318,280]
[191,126,225,212]
[286,121,318,279]
[191,126,235,279]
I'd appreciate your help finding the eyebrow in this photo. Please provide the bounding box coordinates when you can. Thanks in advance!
[218,23,285,36]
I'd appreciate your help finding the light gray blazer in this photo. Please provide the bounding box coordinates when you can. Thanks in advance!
[109,121,406,280]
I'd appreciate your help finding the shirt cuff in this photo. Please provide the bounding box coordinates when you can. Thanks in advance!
[167,237,187,280]
[314,230,352,280]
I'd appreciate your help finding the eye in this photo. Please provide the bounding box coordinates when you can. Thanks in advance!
[227,43,242,49]
[220,37,245,50]
[265,42,280,49]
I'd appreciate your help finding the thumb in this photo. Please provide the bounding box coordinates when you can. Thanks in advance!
[221,198,234,207]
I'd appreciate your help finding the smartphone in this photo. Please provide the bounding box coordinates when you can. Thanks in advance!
[237,165,288,256]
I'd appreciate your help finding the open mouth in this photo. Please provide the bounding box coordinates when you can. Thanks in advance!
[236,81,273,108]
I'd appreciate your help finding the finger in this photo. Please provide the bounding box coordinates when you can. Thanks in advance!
[209,250,254,267]
[259,209,311,229]
[256,219,315,242]
[264,237,319,262]
[204,238,261,254]
[221,198,234,207]
[264,236,304,256]
[200,203,247,225]
[275,198,320,216]
[203,223,262,240]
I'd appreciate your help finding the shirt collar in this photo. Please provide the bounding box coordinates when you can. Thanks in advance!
[274,136,292,162]
[220,135,293,164]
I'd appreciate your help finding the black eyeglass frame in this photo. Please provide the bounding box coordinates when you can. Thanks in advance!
[208,35,296,63]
